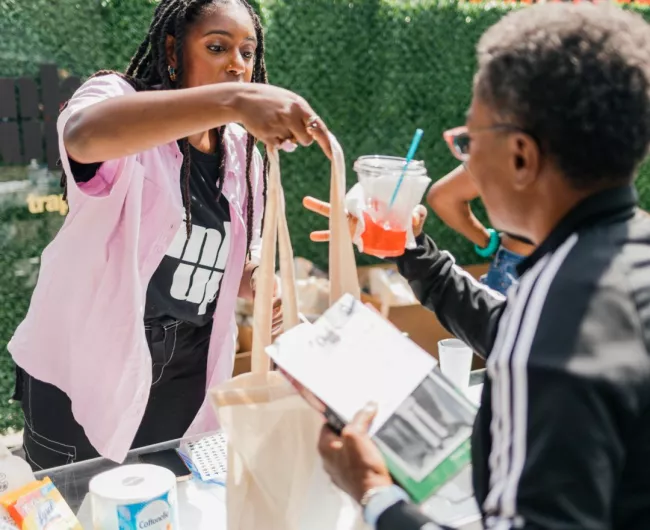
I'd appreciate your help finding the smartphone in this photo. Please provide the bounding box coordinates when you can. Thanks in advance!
[138,449,192,482]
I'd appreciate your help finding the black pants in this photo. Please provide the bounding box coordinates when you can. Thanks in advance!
[16,318,212,470]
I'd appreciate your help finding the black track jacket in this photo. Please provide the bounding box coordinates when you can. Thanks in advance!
[378,186,650,530]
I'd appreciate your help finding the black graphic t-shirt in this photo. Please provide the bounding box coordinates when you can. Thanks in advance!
[144,145,231,326]
[69,143,231,326]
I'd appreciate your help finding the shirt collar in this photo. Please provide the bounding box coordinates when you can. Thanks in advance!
[517,185,638,276]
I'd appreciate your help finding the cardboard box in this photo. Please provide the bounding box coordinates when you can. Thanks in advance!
[234,351,252,377]
[237,325,253,353]
[234,325,254,376]
[232,262,490,377]
[358,263,489,370]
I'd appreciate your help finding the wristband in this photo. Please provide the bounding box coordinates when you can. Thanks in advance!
[361,485,409,527]
[474,228,500,258]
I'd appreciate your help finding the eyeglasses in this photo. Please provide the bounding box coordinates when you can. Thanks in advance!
[443,124,532,162]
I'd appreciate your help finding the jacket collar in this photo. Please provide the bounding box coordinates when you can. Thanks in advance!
[517,185,638,276]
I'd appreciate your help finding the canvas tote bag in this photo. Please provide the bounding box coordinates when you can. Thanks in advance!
[210,137,367,530]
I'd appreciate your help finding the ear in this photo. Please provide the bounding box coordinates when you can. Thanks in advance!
[508,134,540,191]
[165,34,177,68]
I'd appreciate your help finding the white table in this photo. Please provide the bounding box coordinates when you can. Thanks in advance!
[76,475,227,529]
[35,433,230,529]
[72,462,481,530]
[36,371,486,529]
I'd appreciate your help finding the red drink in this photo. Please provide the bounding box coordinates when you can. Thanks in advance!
[353,156,431,258]
[361,211,407,258]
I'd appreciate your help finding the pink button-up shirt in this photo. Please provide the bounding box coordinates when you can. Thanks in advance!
[8,74,264,462]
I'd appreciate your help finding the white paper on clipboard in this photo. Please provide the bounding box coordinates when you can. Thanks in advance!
[266,294,437,435]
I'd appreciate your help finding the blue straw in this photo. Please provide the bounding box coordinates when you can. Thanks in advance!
[388,128,424,208]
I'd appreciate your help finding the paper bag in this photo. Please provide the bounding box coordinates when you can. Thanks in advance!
[210,139,367,530]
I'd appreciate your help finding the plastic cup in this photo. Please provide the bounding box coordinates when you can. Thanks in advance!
[353,155,431,258]
[438,339,473,392]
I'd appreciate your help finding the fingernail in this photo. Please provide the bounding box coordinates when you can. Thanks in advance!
[364,402,378,414]
[280,140,297,153]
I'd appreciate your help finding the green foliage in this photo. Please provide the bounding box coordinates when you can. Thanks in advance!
[100,0,159,72]
[2,0,650,432]
[261,0,513,266]
[0,0,108,77]
[0,197,63,432]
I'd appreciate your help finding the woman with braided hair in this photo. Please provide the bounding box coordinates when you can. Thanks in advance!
[9,0,331,469]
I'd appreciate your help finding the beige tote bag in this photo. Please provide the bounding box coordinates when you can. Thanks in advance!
[210,138,366,530]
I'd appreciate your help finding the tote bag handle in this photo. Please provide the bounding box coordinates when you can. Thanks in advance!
[251,135,359,373]
[251,149,299,374]
[328,133,361,303]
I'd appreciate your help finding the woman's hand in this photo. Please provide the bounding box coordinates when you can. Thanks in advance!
[318,403,393,503]
[64,82,333,165]
[303,197,428,242]
[232,84,333,159]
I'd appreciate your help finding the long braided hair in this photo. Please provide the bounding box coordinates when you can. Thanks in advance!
[62,0,269,253]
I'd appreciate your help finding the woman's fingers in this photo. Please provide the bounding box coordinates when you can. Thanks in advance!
[286,104,317,148]
[303,196,331,219]
[305,196,426,245]
[282,99,333,159]
[310,230,331,242]
[307,118,333,160]
[304,196,360,243]
[304,196,332,242]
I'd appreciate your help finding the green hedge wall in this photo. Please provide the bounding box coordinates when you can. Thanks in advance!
[3,0,650,265]
[94,0,650,266]
[1,0,650,432]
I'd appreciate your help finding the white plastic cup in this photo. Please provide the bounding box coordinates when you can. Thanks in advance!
[438,339,473,392]
[352,155,431,258]
[353,155,431,232]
